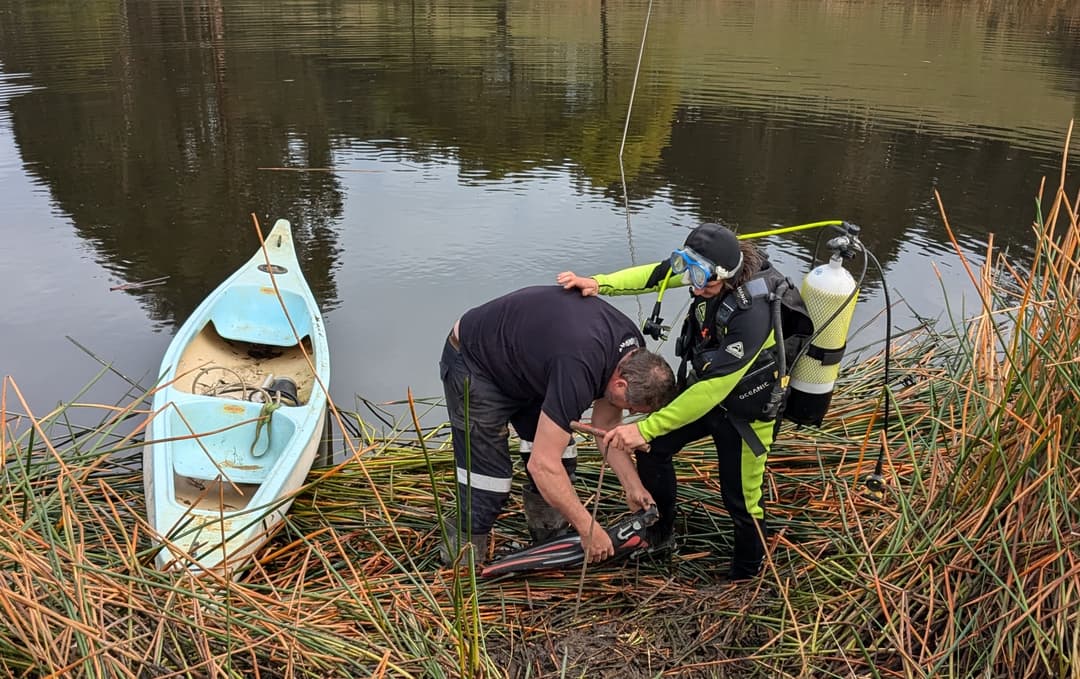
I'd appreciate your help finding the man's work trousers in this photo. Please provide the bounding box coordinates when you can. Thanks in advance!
[439,335,576,540]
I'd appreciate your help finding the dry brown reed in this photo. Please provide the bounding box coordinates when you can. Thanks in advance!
[2,145,1077,677]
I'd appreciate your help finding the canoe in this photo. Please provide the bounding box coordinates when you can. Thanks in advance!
[143,219,330,574]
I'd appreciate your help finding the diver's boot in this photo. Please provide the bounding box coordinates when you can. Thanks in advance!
[522,487,570,545]
[728,556,763,581]
[438,525,489,565]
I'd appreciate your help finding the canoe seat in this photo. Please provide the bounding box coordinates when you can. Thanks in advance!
[208,286,313,347]
[166,395,297,484]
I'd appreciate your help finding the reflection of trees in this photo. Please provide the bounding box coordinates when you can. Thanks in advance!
[229,0,1078,204]
[1,0,1077,324]
[0,0,344,323]
[1042,6,1080,120]
[659,106,1056,263]
[302,1,679,198]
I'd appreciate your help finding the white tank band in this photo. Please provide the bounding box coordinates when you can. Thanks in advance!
[788,379,835,394]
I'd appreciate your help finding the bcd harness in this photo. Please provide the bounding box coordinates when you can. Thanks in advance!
[674,267,814,456]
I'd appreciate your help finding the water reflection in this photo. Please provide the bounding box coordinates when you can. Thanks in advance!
[0,0,1077,408]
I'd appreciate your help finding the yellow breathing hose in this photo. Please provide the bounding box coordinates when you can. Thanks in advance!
[655,264,674,302]
[736,219,844,241]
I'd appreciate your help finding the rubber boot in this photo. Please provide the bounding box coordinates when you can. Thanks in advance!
[522,487,570,544]
[438,525,489,565]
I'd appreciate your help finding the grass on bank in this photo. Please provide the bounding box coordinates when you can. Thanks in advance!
[2,151,1078,677]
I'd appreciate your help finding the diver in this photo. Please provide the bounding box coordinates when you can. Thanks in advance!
[558,222,812,580]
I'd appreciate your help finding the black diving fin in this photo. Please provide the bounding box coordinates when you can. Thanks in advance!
[480,505,659,578]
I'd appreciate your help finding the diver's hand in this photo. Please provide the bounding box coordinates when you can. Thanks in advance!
[604,423,648,454]
[557,271,599,297]
[624,485,655,514]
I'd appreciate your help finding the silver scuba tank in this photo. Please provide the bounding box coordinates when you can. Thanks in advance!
[785,253,858,426]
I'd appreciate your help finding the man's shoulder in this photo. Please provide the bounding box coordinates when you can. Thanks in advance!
[506,285,622,310]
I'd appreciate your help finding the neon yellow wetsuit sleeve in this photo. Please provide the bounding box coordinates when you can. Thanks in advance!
[593,263,688,296]
[635,338,770,440]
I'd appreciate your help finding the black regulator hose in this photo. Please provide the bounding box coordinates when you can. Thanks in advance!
[862,248,893,500]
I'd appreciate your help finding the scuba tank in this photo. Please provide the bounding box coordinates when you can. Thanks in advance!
[785,251,859,426]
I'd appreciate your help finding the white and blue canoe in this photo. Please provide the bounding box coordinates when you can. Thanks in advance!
[143,219,330,573]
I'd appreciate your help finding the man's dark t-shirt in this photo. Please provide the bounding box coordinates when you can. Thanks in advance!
[457,286,644,431]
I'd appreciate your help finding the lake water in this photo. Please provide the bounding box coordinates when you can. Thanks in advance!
[1,0,1078,417]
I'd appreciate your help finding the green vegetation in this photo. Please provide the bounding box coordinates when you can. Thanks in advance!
[2,151,1077,676]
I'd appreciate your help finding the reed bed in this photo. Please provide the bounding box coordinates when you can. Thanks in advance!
[2,164,1077,677]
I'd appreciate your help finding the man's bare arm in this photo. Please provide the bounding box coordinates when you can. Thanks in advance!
[526,411,615,562]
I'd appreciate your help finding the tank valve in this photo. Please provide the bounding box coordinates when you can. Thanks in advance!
[825,222,864,259]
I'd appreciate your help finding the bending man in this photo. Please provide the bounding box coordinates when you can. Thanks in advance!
[439,285,677,564]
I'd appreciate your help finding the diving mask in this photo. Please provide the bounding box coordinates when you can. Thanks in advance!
[670,246,739,289]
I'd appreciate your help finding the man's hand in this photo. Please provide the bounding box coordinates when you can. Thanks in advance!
[603,422,648,454]
[578,521,615,562]
[556,271,599,297]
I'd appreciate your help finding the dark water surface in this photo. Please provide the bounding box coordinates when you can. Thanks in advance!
[1,0,1078,413]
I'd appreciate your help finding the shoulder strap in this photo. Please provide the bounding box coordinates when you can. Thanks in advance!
[714,277,770,329]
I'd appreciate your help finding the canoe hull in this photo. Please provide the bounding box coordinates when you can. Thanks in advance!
[143,219,330,575]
